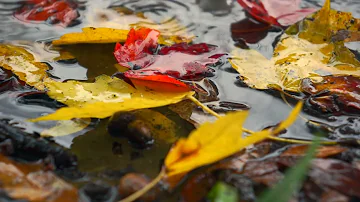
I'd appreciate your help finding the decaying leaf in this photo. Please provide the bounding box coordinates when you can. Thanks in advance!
[164,102,302,176]
[0,44,49,90]
[301,76,360,115]
[0,154,78,202]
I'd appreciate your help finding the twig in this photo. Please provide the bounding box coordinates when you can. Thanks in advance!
[119,169,166,202]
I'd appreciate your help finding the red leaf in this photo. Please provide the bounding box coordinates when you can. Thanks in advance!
[237,0,317,26]
[114,28,224,92]
[14,0,79,27]
[114,28,160,69]
[124,70,190,93]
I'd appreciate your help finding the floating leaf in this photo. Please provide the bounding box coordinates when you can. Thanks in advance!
[237,0,317,26]
[43,75,132,107]
[52,27,129,45]
[258,137,320,202]
[281,145,347,158]
[31,80,194,121]
[230,35,360,92]
[164,102,302,176]
[14,0,79,27]
[0,154,78,201]
[0,44,49,90]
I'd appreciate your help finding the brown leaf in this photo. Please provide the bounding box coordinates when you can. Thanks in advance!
[281,145,347,158]
[0,154,78,202]
[301,75,360,115]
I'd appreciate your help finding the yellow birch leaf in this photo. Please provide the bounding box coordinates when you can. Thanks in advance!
[43,75,132,107]
[0,45,49,90]
[30,90,194,121]
[52,27,193,46]
[52,27,129,45]
[40,119,91,137]
[164,102,303,177]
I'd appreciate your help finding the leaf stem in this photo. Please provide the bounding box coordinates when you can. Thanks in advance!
[188,95,337,145]
[119,169,166,202]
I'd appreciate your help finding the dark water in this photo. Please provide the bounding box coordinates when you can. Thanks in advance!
[0,0,360,190]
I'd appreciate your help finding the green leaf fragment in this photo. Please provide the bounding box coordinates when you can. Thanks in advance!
[207,182,239,202]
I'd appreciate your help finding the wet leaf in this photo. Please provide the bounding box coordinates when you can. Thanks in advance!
[52,27,129,45]
[301,76,360,115]
[14,0,79,27]
[230,35,360,92]
[237,0,317,26]
[114,28,221,82]
[207,182,238,202]
[230,0,360,93]
[309,159,360,198]
[295,0,360,44]
[164,102,302,176]
[31,76,194,121]
[281,145,347,158]
[258,137,320,202]
[0,44,49,90]
[0,154,78,202]
[43,75,132,107]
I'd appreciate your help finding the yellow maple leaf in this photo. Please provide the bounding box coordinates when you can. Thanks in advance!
[164,102,303,176]
[40,118,91,137]
[229,35,360,92]
[0,45,49,90]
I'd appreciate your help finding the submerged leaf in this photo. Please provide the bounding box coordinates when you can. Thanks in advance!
[0,44,49,90]
[0,154,78,201]
[164,102,302,176]
[40,118,91,137]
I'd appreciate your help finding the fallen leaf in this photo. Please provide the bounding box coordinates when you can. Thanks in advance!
[230,0,360,93]
[281,145,347,158]
[237,0,317,26]
[301,76,360,115]
[164,102,302,176]
[230,35,360,92]
[309,159,360,198]
[0,154,78,202]
[52,27,129,46]
[30,81,194,121]
[294,0,360,44]
[0,44,49,90]
[43,75,132,107]
[14,0,79,27]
